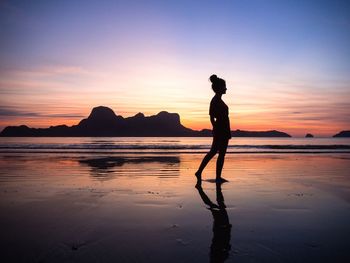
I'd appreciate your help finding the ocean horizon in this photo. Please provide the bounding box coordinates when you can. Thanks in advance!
[1,137,350,154]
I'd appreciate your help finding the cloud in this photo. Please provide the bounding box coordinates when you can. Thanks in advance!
[0,107,40,117]
[33,65,90,76]
[46,113,85,118]
[0,106,84,118]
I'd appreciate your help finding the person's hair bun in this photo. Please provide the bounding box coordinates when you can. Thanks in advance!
[209,74,218,83]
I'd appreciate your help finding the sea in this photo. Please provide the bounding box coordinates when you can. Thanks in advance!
[1,136,350,262]
[1,137,350,154]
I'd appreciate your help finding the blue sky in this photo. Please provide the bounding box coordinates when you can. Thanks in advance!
[0,0,349,136]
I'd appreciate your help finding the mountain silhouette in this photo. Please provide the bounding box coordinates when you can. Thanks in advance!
[230,129,290,137]
[333,130,350,137]
[0,106,291,137]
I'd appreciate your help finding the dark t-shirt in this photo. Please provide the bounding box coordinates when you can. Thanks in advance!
[209,96,231,139]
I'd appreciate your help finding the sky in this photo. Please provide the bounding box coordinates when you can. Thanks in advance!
[0,0,349,137]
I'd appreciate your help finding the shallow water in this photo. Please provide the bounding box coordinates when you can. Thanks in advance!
[1,152,350,262]
[1,137,350,153]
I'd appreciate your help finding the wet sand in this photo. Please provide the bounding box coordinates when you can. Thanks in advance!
[1,153,350,262]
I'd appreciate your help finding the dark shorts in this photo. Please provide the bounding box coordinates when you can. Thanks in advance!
[212,127,232,140]
[211,137,229,153]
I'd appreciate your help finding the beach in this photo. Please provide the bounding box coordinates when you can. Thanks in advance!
[1,138,350,262]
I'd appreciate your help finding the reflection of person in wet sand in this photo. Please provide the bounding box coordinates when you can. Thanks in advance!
[195,181,232,263]
[195,75,231,182]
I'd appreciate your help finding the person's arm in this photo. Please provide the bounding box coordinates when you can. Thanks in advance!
[210,115,216,128]
[209,100,217,128]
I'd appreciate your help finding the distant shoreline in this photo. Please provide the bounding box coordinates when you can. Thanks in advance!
[1,106,292,137]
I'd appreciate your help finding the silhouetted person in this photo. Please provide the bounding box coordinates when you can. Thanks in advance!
[195,181,232,263]
[195,75,231,182]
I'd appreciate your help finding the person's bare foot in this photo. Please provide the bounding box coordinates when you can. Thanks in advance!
[216,177,228,183]
[195,171,202,180]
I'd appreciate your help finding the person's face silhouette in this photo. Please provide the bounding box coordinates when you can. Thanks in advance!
[218,84,227,95]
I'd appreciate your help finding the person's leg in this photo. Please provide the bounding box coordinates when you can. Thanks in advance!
[216,139,229,180]
[195,139,218,179]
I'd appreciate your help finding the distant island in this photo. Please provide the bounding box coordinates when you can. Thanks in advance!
[305,133,314,138]
[0,106,291,137]
[333,131,350,138]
